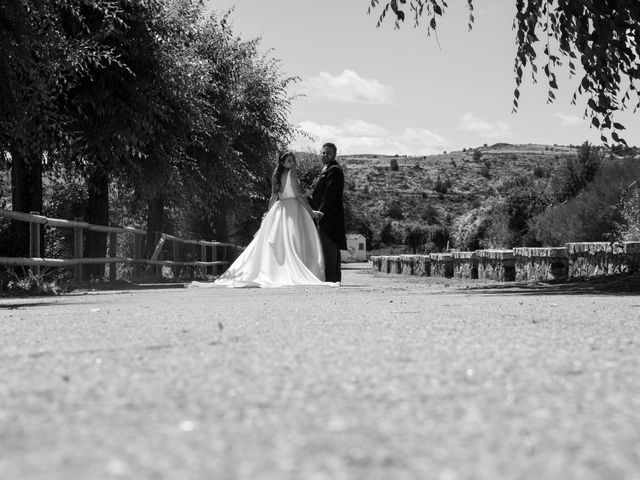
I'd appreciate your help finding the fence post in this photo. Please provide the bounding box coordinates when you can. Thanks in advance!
[29,211,41,276]
[213,244,219,276]
[172,240,180,279]
[154,232,163,278]
[134,234,144,278]
[109,232,117,282]
[73,217,84,283]
[200,244,207,278]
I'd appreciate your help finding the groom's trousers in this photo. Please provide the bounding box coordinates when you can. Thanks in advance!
[320,231,341,283]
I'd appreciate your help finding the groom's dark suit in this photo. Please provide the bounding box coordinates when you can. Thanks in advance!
[311,160,347,282]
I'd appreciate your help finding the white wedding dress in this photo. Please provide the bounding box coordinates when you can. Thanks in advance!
[192,169,329,288]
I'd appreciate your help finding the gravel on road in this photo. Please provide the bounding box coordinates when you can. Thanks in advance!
[1,266,639,480]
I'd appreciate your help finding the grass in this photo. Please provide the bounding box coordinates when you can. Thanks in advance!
[0,267,65,297]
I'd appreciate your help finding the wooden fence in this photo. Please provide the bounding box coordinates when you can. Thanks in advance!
[0,208,235,283]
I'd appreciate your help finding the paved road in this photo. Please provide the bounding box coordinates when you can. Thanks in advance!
[1,266,640,480]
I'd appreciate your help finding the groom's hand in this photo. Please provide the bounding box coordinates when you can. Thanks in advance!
[313,210,324,220]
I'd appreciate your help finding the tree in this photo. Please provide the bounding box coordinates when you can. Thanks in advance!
[181,13,297,246]
[502,176,551,246]
[60,0,203,277]
[405,224,425,253]
[553,141,602,202]
[368,0,640,143]
[0,0,120,256]
[387,200,404,219]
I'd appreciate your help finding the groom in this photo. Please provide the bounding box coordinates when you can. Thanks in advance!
[311,142,347,283]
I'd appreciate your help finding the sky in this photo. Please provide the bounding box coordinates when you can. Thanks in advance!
[205,1,640,155]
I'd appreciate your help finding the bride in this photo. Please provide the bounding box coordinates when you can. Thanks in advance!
[194,151,331,288]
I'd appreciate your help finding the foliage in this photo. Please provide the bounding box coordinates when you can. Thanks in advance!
[426,225,451,252]
[295,152,323,196]
[0,0,122,155]
[501,176,551,246]
[433,176,448,195]
[420,202,440,225]
[1,267,63,296]
[2,1,298,268]
[404,224,426,253]
[43,171,87,262]
[387,200,404,219]
[390,157,399,171]
[179,13,297,245]
[551,141,602,202]
[615,185,640,241]
[379,221,401,246]
[532,164,548,178]
[450,198,509,250]
[479,161,491,179]
[368,0,640,143]
[531,157,640,245]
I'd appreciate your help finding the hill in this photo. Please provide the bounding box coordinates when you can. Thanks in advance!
[338,143,581,250]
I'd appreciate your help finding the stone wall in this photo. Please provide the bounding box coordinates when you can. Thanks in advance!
[567,242,640,278]
[452,251,478,279]
[369,241,640,283]
[413,256,431,276]
[429,253,453,278]
[400,255,416,275]
[476,250,515,282]
[513,247,568,282]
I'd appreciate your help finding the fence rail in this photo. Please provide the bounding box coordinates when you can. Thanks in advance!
[0,208,236,283]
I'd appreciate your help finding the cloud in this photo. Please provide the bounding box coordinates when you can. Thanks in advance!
[555,113,584,126]
[459,112,511,139]
[301,69,394,105]
[342,118,389,137]
[294,119,447,155]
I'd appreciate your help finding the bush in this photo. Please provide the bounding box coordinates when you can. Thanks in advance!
[503,176,551,246]
[616,186,640,240]
[390,158,399,171]
[472,149,482,162]
[295,152,323,194]
[532,164,547,178]
[480,161,491,179]
[379,221,400,246]
[450,198,510,250]
[434,176,448,195]
[387,200,404,220]
[427,226,451,251]
[420,203,440,225]
[1,267,64,296]
[404,224,426,253]
[43,173,88,260]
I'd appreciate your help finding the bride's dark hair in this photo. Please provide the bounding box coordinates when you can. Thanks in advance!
[272,151,294,195]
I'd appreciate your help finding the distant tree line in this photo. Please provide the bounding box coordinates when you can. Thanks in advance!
[0,1,295,279]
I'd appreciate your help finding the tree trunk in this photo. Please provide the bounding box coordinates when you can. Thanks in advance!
[144,194,165,258]
[84,169,109,281]
[8,149,43,257]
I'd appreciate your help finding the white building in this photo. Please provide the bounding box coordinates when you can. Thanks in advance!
[341,233,367,262]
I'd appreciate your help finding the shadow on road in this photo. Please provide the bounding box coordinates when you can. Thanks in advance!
[0,301,65,310]
[462,273,640,297]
